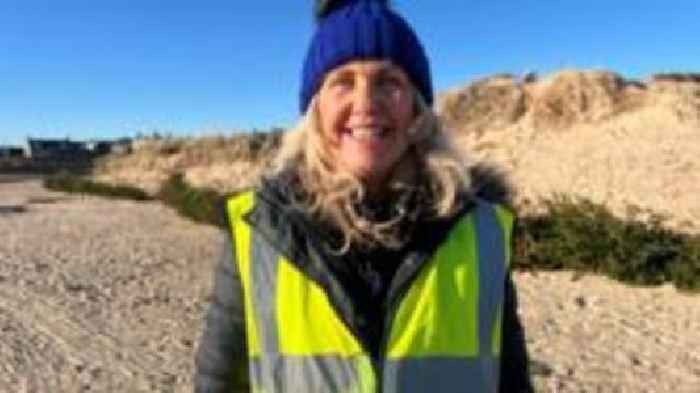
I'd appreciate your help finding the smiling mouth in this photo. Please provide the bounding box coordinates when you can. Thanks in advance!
[344,127,389,141]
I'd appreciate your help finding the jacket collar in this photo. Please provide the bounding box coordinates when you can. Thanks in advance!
[242,175,478,356]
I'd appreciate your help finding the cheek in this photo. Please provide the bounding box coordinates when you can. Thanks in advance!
[316,115,337,150]
[394,92,416,125]
[317,99,345,143]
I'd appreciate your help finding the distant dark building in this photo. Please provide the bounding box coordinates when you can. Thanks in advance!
[26,138,90,159]
[0,146,25,158]
[85,138,132,155]
[26,137,133,159]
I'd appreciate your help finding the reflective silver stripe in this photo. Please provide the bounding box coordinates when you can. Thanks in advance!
[242,202,507,393]
[474,201,507,357]
[383,357,499,393]
[250,355,363,393]
[250,231,281,353]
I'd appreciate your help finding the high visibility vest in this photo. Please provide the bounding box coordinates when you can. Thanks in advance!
[226,191,513,393]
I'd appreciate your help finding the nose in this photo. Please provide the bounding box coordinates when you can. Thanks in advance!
[352,78,379,115]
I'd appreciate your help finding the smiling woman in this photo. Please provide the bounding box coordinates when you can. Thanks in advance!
[273,66,467,252]
[317,61,415,190]
[194,1,533,392]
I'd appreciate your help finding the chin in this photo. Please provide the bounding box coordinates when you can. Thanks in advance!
[354,166,390,185]
[340,155,395,182]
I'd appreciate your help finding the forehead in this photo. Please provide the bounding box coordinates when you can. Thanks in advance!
[327,60,407,76]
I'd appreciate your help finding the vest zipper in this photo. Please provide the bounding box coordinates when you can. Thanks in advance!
[375,283,412,393]
[375,252,428,393]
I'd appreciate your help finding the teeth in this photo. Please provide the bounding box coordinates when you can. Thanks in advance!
[349,128,386,140]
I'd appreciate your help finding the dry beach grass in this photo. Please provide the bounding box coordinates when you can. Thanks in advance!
[94,70,700,233]
[443,70,700,235]
[93,132,281,195]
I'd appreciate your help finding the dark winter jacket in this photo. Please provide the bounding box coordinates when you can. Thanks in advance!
[194,176,534,393]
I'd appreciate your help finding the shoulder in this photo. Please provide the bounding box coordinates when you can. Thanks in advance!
[460,197,515,237]
[225,189,256,214]
[468,162,513,208]
[223,173,295,217]
[221,189,257,231]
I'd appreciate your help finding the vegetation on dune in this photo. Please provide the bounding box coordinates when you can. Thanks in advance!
[514,196,700,292]
[44,171,151,201]
[95,130,283,173]
[438,69,700,134]
[156,173,228,228]
[44,172,700,292]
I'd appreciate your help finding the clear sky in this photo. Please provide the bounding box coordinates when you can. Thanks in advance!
[2,0,698,146]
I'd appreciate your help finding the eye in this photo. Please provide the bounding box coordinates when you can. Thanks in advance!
[328,75,354,90]
[377,74,406,92]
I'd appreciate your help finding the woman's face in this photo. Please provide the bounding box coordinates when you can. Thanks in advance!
[316,60,416,191]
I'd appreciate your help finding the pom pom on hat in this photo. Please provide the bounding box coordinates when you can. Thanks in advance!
[315,0,389,21]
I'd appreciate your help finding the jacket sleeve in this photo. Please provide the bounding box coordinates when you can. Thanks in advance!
[498,274,534,393]
[194,233,249,393]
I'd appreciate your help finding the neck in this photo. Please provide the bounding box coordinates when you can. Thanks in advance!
[362,154,418,202]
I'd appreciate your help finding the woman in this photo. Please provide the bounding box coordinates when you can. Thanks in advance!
[194,0,533,392]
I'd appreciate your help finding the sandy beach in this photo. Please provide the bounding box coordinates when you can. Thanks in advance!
[1,177,698,392]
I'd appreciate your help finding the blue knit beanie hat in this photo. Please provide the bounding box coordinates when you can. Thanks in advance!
[300,0,433,113]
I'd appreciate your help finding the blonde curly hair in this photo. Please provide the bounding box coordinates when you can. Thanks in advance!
[267,91,473,253]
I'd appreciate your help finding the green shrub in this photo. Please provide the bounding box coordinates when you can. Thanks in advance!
[156,173,228,228]
[44,173,700,292]
[514,195,700,292]
[44,172,151,201]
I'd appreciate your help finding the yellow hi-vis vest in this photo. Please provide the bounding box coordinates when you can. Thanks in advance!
[226,191,513,393]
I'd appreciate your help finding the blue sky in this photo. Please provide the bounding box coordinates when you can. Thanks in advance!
[1,0,698,146]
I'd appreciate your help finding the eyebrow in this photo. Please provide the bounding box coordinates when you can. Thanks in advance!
[331,65,403,79]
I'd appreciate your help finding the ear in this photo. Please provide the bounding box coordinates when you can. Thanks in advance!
[411,88,428,116]
[406,89,431,138]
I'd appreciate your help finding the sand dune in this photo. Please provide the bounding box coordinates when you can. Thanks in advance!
[94,70,700,233]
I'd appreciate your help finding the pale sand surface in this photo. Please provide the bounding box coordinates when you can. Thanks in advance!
[456,112,700,235]
[1,178,698,392]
